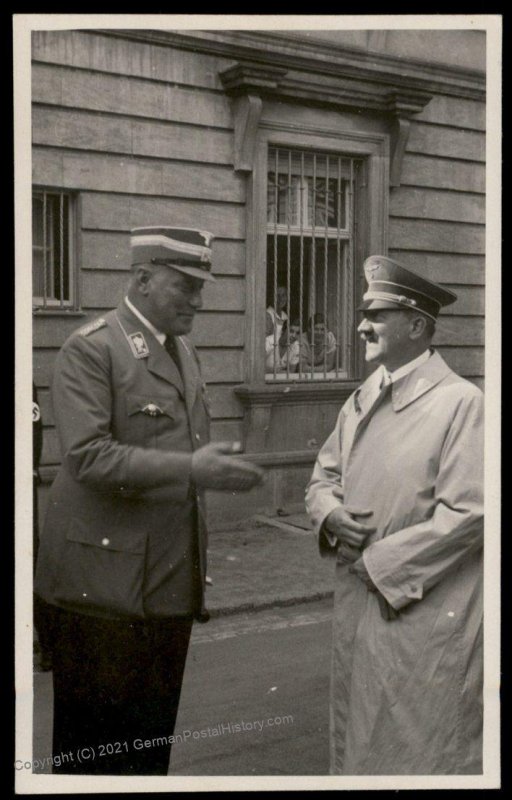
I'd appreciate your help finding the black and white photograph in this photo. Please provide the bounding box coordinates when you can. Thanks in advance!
[15,13,501,791]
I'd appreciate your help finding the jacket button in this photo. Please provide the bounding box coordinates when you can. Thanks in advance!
[102,538,110,546]
[195,433,201,441]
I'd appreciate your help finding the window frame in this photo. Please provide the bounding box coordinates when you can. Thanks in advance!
[32,186,80,312]
[245,122,390,387]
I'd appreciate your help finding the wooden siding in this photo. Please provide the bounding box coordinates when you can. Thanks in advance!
[32,30,247,478]
[32,29,486,499]
[389,94,485,382]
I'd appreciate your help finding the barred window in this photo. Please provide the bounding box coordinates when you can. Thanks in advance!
[32,189,77,310]
[265,147,362,382]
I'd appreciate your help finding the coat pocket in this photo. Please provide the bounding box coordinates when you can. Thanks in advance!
[124,393,179,446]
[125,393,177,419]
[53,517,146,618]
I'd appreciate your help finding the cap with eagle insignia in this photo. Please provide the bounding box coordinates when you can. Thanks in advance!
[79,318,107,336]
[131,226,216,282]
[358,255,457,321]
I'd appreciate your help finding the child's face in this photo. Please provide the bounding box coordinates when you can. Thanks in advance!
[311,323,327,340]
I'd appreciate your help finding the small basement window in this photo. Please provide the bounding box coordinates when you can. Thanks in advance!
[33,188,78,310]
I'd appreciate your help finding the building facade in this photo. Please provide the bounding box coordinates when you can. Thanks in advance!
[32,28,486,525]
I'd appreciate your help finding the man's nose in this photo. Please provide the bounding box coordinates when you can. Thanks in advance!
[357,317,372,333]
[189,290,203,310]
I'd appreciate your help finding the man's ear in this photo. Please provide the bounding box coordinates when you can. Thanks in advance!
[409,313,428,340]
[133,265,153,295]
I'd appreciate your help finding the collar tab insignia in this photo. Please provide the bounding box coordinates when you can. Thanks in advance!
[128,331,150,359]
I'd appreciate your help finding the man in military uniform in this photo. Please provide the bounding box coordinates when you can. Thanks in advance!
[32,383,52,671]
[35,227,264,775]
[306,256,484,774]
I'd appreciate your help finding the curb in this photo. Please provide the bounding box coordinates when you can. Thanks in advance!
[206,590,334,619]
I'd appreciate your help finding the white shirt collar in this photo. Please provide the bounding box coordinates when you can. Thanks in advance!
[124,297,166,346]
[384,348,432,384]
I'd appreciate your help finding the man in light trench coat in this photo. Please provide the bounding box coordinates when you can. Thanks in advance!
[306,255,484,775]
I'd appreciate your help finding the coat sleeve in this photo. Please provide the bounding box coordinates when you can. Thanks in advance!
[52,333,193,490]
[362,389,484,610]
[305,406,347,556]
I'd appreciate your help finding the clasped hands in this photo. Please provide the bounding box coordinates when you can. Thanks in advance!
[323,487,376,576]
[323,488,398,620]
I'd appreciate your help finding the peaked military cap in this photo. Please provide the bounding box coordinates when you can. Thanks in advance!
[358,255,457,321]
[131,226,216,281]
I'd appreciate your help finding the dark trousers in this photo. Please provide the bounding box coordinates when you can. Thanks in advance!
[42,602,193,775]
[33,485,53,664]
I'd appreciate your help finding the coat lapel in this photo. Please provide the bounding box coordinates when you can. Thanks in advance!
[390,350,452,411]
[342,366,387,471]
[146,342,185,397]
[342,352,453,470]
[113,302,185,397]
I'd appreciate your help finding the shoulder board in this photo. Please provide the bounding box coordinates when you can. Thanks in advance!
[79,318,107,337]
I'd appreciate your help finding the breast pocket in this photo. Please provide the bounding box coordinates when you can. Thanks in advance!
[125,393,178,446]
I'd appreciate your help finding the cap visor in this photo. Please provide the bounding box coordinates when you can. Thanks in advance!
[165,263,216,282]
[357,299,405,312]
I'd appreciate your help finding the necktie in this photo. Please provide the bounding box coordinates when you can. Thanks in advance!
[164,336,183,377]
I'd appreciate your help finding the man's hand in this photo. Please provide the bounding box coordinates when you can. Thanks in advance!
[324,498,376,549]
[191,442,264,492]
[348,557,378,592]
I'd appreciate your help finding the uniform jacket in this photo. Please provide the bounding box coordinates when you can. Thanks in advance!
[305,351,484,774]
[35,300,211,621]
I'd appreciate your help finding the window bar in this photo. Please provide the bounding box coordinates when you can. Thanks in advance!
[285,149,292,380]
[68,195,74,307]
[342,221,349,374]
[59,193,65,307]
[323,156,329,379]
[48,196,56,305]
[42,191,48,308]
[310,153,317,381]
[336,158,342,378]
[347,159,355,376]
[298,151,305,379]
[273,147,279,380]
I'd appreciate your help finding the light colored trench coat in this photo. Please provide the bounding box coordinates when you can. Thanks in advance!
[306,351,484,775]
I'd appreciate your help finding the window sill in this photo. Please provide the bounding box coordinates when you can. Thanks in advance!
[235,381,358,406]
[33,308,85,317]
